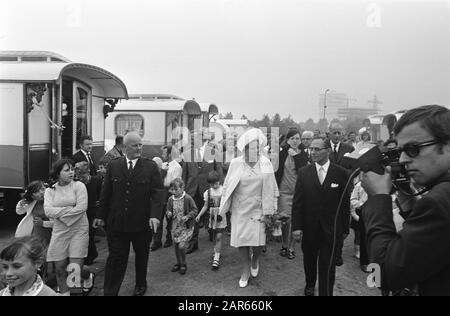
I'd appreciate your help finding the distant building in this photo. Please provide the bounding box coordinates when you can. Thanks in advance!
[318,92,349,120]
[337,107,379,120]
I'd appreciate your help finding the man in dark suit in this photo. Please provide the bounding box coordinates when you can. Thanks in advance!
[94,132,164,296]
[328,123,355,169]
[101,135,125,167]
[292,138,351,296]
[72,135,97,176]
[301,131,314,164]
[182,131,224,254]
[326,123,355,266]
[361,105,450,296]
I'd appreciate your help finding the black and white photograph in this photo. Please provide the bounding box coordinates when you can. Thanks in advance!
[1,0,450,299]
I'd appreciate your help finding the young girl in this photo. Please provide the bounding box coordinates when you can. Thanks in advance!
[196,171,227,270]
[166,178,198,275]
[0,236,57,296]
[15,181,53,243]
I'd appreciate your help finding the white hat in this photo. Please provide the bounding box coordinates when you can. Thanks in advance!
[152,157,163,169]
[237,128,267,152]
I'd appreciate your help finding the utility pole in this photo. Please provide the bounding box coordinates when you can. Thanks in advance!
[323,89,330,120]
[368,95,383,111]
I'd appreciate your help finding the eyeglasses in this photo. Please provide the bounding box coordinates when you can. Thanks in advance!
[310,147,327,152]
[398,140,440,158]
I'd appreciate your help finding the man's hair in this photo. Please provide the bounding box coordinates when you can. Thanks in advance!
[329,122,343,131]
[79,135,92,146]
[115,136,124,146]
[124,132,142,146]
[394,105,450,143]
[312,137,330,149]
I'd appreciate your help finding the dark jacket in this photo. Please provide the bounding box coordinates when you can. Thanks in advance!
[97,157,164,232]
[101,146,124,167]
[182,144,224,197]
[83,176,102,222]
[292,162,351,237]
[362,174,450,296]
[72,150,97,176]
[275,145,309,186]
[327,141,355,170]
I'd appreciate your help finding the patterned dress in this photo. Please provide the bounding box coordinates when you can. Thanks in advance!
[170,193,195,248]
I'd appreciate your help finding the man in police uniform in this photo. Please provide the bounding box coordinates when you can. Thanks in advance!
[94,132,164,296]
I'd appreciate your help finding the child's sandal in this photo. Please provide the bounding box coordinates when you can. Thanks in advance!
[212,258,220,271]
[171,264,181,272]
[287,250,296,260]
[280,247,288,257]
[179,264,187,275]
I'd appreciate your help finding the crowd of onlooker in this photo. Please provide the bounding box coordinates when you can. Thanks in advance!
[1,123,397,296]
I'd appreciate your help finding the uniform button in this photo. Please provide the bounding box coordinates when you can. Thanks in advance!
[126,191,130,194]
[127,182,131,186]
[125,208,128,211]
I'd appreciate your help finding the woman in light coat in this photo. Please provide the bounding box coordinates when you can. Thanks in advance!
[219,129,279,288]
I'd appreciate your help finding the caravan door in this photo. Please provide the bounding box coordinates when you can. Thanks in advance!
[60,80,92,157]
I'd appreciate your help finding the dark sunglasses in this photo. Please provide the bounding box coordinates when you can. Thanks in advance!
[398,140,440,158]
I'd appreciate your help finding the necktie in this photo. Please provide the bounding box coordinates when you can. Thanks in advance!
[333,144,338,161]
[318,166,325,185]
[87,153,93,165]
[128,161,133,173]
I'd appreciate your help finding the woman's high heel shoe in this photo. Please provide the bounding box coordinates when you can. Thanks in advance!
[250,261,260,277]
[239,274,250,288]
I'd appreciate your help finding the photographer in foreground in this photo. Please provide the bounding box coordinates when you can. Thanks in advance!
[361,105,450,296]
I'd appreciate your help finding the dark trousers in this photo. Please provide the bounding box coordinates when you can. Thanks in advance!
[87,211,98,262]
[87,225,98,261]
[153,209,172,245]
[302,226,339,296]
[104,229,152,296]
[153,189,172,245]
[188,189,205,249]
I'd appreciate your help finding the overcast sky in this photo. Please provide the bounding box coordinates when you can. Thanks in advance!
[1,0,449,121]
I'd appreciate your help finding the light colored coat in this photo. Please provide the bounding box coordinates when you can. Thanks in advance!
[15,200,53,238]
[219,155,279,217]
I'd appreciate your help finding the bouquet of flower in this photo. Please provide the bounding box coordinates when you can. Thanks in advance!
[259,214,282,236]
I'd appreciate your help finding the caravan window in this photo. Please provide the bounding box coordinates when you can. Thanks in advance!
[115,114,145,137]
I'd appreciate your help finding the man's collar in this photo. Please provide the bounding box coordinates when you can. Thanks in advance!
[315,160,330,172]
[126,156,139,164]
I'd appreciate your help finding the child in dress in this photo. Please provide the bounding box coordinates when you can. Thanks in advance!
[196,171,227,270]
[166,178,198,275]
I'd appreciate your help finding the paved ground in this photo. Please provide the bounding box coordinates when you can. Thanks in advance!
[0,210,380,296]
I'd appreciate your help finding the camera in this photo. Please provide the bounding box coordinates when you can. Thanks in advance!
[346,145,412,194]
[380,148,410,190]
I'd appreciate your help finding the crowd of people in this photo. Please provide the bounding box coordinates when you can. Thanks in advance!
[3,105,450,296]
